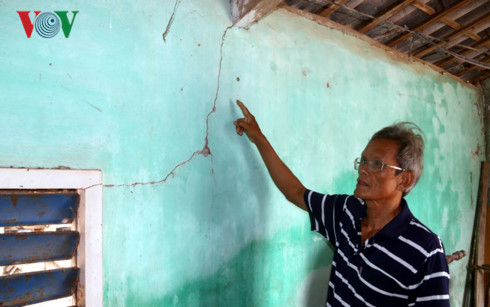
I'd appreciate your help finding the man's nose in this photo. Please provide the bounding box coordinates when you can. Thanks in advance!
[359,163,369,175]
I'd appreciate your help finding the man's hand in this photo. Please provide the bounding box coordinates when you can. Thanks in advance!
[234,100,263,143]
[233,99,307,211]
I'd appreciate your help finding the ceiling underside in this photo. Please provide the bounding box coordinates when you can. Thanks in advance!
[281,0,490,85]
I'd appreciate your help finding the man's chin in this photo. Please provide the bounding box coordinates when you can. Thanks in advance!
[353,188,368,199]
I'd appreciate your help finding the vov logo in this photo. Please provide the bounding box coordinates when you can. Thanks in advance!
[17,11,79,38]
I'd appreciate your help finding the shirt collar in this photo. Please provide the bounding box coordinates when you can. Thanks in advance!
[375,198,413,239]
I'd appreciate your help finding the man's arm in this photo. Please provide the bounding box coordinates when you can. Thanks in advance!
[234,100,307,211]
[411,241,450,306]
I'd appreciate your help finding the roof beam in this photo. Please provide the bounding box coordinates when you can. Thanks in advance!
[441,17,461,30]
[358,0,416,34]
[412,1,462,30]
[414,13,490,58]
[387,0,474,47]
[391,0,486,43]
[231,0,283,28]
[455,56,490,77]
[412,0,435,15]
[319,0,350,18]
[279,4,472,87]
[466,32,482,42]
[436,38,490,68]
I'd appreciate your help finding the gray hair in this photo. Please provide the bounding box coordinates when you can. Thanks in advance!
[370,122,425,196]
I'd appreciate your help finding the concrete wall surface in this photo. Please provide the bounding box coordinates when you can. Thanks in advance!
[0,1,485,306]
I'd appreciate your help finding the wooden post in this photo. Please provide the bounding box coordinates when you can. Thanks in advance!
[475,162,489,307]
[463,161,489,307]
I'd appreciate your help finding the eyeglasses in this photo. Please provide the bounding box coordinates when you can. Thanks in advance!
[354,158,406,173]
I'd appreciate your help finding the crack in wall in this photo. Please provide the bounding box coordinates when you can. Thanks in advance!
[84,26,233,190]
[162,0,182,42]
[198,26,233,157]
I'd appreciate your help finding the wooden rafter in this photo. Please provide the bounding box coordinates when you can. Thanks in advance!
[387,0,474,48]
[282,0,489,84]
[358,0,416,34]
[412,0,434,15]
[455,56,490,77]
[319,0,350,18]
[466,32,482,42]
[436,38,490,68]
[412,1,461,30]
[414,13,490,58]
[441,17,461,30]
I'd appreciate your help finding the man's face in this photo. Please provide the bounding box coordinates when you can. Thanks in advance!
[354,138,403,202]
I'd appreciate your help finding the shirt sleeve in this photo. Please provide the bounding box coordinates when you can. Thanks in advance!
[303,189,347,247]
[410,237,450,306]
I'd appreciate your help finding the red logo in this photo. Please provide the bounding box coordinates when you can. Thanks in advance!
[17,11,79,38]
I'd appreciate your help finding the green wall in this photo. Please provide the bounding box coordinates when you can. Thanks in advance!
[0,1,484,306]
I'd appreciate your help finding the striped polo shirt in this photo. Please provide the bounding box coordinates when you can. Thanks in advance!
[304,190,450,306]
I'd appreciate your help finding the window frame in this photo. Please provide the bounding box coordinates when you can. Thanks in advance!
[0,168,103,307]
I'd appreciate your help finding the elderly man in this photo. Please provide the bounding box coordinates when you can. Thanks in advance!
[234,100,450,306]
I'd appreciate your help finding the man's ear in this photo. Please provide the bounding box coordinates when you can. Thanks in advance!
[397,170,414,192]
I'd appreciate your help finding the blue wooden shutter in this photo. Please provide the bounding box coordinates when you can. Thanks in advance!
[0,191,80,306]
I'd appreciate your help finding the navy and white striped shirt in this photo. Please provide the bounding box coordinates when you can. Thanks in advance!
[304,190,450,306]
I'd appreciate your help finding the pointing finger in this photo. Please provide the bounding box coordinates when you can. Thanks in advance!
[236,99,251,117]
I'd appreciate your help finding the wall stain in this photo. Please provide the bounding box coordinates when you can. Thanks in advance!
[470,172,473,208]
[471,143,481,160]
[116,227,332,307]
[10,196,18,208]
[85,101,102,113]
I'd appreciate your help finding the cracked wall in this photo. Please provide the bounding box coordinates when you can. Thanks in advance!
[0,0,485,306]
